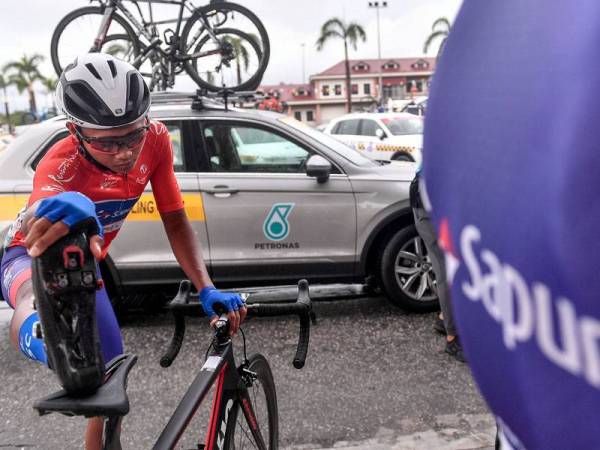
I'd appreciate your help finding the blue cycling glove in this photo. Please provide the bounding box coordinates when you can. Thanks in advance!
[35,192,103,238]
[199,286,245,318]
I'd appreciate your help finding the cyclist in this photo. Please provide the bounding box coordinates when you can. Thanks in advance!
[0,53,245,450]
[423,1,600,448]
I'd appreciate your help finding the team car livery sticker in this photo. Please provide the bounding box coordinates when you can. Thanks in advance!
[263,203,294,241]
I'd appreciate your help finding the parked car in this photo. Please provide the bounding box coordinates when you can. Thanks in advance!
[401,97,427,116]
[0,93,437,312]
[323,112,424,163]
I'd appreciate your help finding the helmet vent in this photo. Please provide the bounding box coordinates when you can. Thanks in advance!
[107,60,117,78]
[85,63,102,81]
[127,73,140,110]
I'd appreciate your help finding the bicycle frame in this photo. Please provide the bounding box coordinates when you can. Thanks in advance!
[95,0,191,44]
[153,340,267,450]
[91,0,225,85]
[34,280,310,450]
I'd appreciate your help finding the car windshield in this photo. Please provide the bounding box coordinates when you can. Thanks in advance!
[278,117,377,166]
[381,117,424,136]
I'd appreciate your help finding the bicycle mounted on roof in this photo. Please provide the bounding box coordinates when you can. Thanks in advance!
[51,0,270,92]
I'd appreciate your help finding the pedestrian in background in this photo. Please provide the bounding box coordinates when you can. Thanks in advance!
[410,166,464,362]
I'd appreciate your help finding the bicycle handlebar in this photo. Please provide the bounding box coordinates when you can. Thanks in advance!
[159,279,313,369]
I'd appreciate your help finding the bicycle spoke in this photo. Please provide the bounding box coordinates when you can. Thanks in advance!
[236,417,258,450]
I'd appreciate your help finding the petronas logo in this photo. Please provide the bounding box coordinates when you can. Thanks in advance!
[263,203,294,241]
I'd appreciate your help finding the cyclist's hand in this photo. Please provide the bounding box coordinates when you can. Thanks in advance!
[25,192,104,259]
[199,286,247,336]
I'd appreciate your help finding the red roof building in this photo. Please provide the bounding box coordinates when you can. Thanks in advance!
[257,57,436,125]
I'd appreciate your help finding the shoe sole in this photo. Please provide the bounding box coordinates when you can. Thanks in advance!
[32,232,105,395]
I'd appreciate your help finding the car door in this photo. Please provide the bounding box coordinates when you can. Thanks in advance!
[196,119,357,284]
[358,119,387,158]
[110,119,209,283]
[329,118,363,150]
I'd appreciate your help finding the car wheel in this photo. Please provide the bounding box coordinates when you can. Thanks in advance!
[379,225,440,312]
[391,152,415,162]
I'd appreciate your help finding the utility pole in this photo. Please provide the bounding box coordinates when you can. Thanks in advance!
[368,1,388,108]
[301,43,306,84]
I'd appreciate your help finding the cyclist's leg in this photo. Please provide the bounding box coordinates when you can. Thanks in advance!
[1,247,47,363]
[2,246,124,364]
[94,276,123,363]
[2,246,124,450]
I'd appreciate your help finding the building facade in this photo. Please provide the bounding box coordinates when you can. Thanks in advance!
[257,57,436,125]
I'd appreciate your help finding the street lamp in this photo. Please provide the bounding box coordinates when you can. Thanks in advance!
[368,1,388,108]
[301,43,306,84]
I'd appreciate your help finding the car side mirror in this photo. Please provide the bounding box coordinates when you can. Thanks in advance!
[375,128,386,140]
[306,155,332,183]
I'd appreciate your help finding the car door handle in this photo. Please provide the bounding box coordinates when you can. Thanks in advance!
[204,185,239,195]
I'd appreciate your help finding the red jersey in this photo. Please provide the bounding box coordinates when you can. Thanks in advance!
[7,121,184,257]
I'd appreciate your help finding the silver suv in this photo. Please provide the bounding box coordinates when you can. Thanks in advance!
[0,93,437,311]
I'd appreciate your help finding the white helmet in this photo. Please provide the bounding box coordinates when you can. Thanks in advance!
[55,53,150,129]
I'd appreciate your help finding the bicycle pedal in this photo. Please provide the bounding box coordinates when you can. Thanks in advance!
[32,232,105,395]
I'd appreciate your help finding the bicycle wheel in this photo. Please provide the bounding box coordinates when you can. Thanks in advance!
[51,6,140,76]
[224,353,278,450]
[180,2,270,91]
[190,28,264,90]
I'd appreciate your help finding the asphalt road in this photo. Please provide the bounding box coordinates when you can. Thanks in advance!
[0,296,495,449]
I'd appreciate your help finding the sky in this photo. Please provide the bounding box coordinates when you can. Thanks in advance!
[0,0,462,112]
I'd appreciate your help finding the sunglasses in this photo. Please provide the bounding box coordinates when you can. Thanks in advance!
[75,122,151,154]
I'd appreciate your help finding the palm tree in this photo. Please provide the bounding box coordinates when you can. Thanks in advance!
[40,76,58,110]
[224,35,250,86]
[0,74,12,133]
[423,17,451,57]
[316,18,366,113]
[3,54,44,115]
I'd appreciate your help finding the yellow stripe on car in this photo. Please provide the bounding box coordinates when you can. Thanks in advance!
[0,193,205,222]
[0,195,27,220]
[128,193,205,221]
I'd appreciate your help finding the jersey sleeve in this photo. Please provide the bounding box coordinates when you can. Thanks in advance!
[149,123,185,213]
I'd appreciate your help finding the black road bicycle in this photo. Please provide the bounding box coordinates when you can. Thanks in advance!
[33,279,312,450]
[50,0,270,92]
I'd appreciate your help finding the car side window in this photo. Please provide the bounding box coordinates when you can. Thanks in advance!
[360,119,382,137]
[30,131,70,171]
[202,123,314,174]
[336,119,361,135]
[162,122,185,172]
[330,121,342,135]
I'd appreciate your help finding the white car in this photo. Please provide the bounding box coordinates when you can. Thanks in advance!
[323,113,424,163]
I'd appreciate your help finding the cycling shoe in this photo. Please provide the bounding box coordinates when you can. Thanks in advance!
[32,232,105,395]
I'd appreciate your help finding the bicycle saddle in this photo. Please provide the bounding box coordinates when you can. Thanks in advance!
[33,354,137,418]
[32,231,105,395]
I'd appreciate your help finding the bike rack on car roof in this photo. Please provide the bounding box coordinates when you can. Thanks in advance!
[151,89,264,112]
